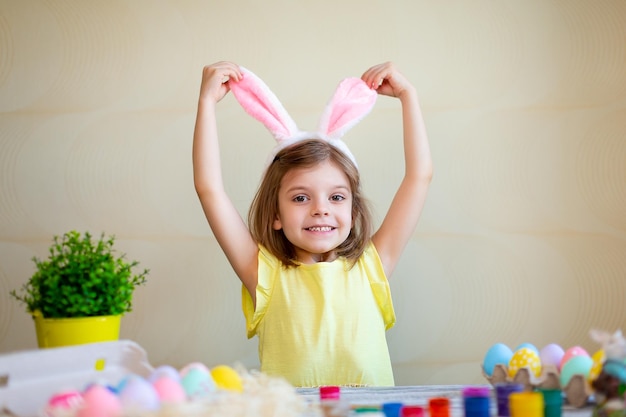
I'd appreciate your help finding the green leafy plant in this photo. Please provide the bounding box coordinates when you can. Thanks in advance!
[10,230,149,318]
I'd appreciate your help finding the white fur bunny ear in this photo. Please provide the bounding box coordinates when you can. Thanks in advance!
[229,67,299,142]
[318,77,378,141]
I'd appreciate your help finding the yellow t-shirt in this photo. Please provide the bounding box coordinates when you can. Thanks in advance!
[242,242,396,387]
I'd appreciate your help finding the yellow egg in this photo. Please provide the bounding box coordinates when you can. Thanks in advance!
[508,347,542,378]
[588,349,605,382]
[210,365,243,392]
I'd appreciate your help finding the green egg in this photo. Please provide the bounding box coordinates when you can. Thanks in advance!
[560,355,593,387]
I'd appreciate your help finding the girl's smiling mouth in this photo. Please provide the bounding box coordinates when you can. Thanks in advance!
[306,226,335,232]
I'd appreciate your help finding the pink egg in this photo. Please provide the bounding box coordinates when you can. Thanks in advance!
[540,343,565,370]
[560,346,589,369]
[153,376,187,403]
[77,385,122,417]
[45,390,83,416]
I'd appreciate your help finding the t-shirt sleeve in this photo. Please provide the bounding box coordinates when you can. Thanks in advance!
[241,245,278,339]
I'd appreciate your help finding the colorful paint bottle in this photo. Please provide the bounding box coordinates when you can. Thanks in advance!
[400,405,425,417]
[495,383,524,416]
[382,402,404,417]
[462,386,491,417]
[538,388,562,417]
[509,392,543,417]
[353,406,385,416]
[428,397,450,417]
[319,386,349,417]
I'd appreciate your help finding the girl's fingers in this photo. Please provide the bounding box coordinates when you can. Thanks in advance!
[362,62,394,89]
[199,62,243,102]
[204,62,242,84]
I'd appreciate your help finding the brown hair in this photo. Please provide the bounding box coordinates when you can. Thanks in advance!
[248,139,373,267]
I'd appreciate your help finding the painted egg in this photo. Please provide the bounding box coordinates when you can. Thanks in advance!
[515,343,539,355]
[115,374,134,394]
[210,365,243,392]
[483,343,514,377]
[77,385,122,417]
[45,390,83,415]
[560,346,589,370]
[152,376,187,403]
[118,375,160,411]
[508,347,542,378]
[149,365,181,383]
[181,367,217,399]
[180,362,211,378]
[588,349,606,382]
[560,355,593,387]
[539,343,565,370]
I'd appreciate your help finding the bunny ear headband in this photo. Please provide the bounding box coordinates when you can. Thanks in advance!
[228,66,378,168]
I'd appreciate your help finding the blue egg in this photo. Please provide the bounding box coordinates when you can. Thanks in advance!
[515,343,539,355]
[483,343,513,376]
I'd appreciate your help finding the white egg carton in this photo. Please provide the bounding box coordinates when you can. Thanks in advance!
[0,340,154,417]
[482,364,592,408]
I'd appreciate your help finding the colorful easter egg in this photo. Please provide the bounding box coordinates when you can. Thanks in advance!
[483,343,514,377]
[560,346,589,369]
[118,375,160,411]
[45,390,83,415]
[588,349,606,382]
[211,365,243,392]
[77,385,122,417]
[152,376,187,403]
[180,362,211,378]
[508,347,542,378]
[181,367,217,399]
[515,343,539,355]
[149,365,181,383]
[539,343,565,370]
[560,355,593,387]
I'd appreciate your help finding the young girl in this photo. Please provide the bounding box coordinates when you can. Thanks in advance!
[193,61,432,387]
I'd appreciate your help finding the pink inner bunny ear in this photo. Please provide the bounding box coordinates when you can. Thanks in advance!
[229,67,299,142]
[318,78,377,140]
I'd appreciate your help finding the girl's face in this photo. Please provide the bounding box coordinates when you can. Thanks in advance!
[273,160,353,263]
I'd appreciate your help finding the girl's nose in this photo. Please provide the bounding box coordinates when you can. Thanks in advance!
[311,200,329,216]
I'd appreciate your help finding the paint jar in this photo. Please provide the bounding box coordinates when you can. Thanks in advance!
[428,397,450,417]
[381,402,404,417]
[495,383,524,416]
[320,386,350,417]
[352,406,385,416]
[509,392,543,417]
[538,388,562,417]
[462,386,491,417]
[400,405,424,417]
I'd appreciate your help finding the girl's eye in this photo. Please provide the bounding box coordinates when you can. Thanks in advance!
[330,194,345,202]
[293,195,308,203]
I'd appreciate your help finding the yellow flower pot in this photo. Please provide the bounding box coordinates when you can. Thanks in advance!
[32,310,121,348]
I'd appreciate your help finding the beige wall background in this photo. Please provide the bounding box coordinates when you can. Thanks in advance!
[1,0,625,386]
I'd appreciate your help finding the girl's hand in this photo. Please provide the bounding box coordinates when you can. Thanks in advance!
[199,61,243,103]
[361,62,415,100]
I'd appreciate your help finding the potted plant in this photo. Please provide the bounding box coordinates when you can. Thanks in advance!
[10,230,149,348]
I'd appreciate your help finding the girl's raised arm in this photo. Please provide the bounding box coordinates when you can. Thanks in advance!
[363,62,433,278]
[193,62,259,298]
